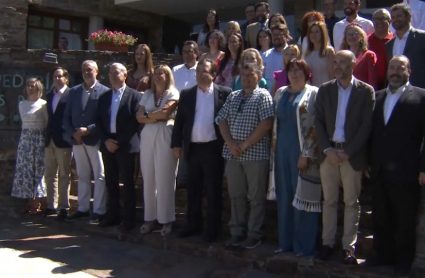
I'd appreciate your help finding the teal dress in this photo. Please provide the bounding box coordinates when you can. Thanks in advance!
[232,76,267,91]
[274,90,319,256]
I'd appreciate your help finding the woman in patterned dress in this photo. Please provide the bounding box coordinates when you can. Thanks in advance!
[215,33,244,88]
[11,78,48,214]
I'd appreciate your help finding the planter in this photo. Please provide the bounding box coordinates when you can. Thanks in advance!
[94,42,129,52]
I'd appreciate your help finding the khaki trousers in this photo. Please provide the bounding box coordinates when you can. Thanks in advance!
[320,156,362,251]
[44,141,72,210]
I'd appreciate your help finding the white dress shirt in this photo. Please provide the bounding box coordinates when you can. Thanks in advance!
[52,85,67,112]
[392,28,411,56]
[110,85,125,133]
[333,15,374,52]
[332,78,354,142]
[384,82,409,124]
[191,83,217,143]
[405,0,425,31]
[82,81,97,109]
[262,46,287,92]
[172,63,197,92]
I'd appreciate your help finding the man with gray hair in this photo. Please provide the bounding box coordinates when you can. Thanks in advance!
[315,50,375,264]
[368,9,394,90]
[218,63,274,249]
[95,63,142,234]
[63,60,109,223]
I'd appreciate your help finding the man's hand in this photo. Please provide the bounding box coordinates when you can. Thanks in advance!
[336,150,350,162]
[298,156,309,173]
[105,139,119,153]
[419,172,425,186]
[238,141,250,153]
[364,169,370,179]
[80,127,89,136]
[325,149,342,164]
[173,148,182,159]
[228,140,242,157]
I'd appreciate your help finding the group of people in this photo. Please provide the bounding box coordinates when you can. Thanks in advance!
[10,1,425,277]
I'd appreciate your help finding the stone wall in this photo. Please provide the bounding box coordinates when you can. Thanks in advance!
[0,0,163,50]
[0,48,182,194]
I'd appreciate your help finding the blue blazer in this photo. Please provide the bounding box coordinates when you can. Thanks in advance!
[45,87,72,148]
[63,82,109,146]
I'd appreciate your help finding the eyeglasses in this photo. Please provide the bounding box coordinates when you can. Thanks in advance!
[346,32,359,38]
[287,68,303,73]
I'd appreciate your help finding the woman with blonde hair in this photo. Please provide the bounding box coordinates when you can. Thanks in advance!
[136,65,179,236]
[225,21,241,40]
[341,23,377,89]
[271,45,301,95]
[303,21,335,87]
[232,48,268,91]
[126,44,154,92]
[11,78,48,214]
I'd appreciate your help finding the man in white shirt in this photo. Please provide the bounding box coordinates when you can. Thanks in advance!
[171,59,231,243]
[365,55,425,276]
[262,24,289,92]
[42,67,72,221]
[404,0,425,31]
[333,0,374,52]
[172,41,199,188]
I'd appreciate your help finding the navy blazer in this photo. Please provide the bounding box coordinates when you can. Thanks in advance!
[95,86,142,154]
[63,82,109,145]
[45,87,72,148]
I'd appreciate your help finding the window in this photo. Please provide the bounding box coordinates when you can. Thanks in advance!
[27,11,89,50]
[104,20,148,52]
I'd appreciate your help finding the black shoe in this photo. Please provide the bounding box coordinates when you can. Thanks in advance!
[88,213,104,225]
[98,218,121,228]
[343,250,358,265]
[241,237,262,249]
[65,210,90,222]
[176,228,202,238]
[40,208,57,216]
[394,261,411,277]
[315,245,333,261]
[224,235,245,248]
[56,209,68,221]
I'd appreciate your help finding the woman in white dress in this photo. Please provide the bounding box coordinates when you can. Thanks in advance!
[136,65,179,236]
[11,78,48,214]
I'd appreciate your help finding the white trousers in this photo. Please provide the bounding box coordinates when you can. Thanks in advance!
[73,143,106,215]
[140,123,178,224]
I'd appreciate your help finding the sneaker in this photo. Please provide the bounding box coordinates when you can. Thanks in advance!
[56,209,68,221]
[88,213,104,225]
[65,210,90,222]
[224,235,245,248]
[241,237,262,249]
[40,208,58,216]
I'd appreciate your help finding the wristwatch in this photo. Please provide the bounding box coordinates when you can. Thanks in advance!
[144,111,149,118]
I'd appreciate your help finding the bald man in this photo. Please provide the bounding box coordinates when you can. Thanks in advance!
[366,55,425,276]
[315,50,375,264]
[95,63,142,233]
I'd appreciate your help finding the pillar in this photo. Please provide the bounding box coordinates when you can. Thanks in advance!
[88,16,104,50]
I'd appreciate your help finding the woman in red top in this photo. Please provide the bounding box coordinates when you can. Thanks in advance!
[340,23,377,90]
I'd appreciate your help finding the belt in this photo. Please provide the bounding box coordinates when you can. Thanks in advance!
[191,140,217,145]
[331,141,346,149]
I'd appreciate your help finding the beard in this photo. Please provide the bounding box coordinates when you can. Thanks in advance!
[258,14,267,24]
[389,74,408,89]
[344,8,355,16]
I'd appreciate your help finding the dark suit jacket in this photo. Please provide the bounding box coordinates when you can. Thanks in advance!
[95,86,142,153]
[63,82,109,146]
[246,22,261,48]
[385,28,425,89]
[369,85,425,183]
[315,78,375,171]
[171,84,231,160]
[45,87,72,148]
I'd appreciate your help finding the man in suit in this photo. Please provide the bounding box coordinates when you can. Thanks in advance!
[171,58,231,242]
[42,67,72,221]
[63,60,109,223]
[96,63,142,233]
[386,3,425,89]
[245,2,269,48]
[240,3,257,47]
[365,55,425,276]
[315,50,375,264]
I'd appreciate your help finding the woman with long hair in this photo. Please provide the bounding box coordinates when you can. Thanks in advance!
[225,21,241,40]
[199,30,226,65]
[126,44,154,93]
[341,23,377,89]
[268,13,288,29]
[303,21,335,87]
[197,10,220,53]
[11,78,48,214]
[271,45,301,95]
[136,65,179,236]
[215,33,244,88]
[270,59,321,257]
[298,11,326,54]
[256,28,273,56]
[232,48,268,91]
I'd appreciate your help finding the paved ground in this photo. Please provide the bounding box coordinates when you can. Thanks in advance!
[0,216,282,278]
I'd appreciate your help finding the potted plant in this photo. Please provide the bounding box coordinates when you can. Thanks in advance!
[87,29,138,52]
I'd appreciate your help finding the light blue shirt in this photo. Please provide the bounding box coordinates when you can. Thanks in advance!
[384,82,409,125]
[332,78,354,142]
[262,47,286,92]
[110,85,125,133]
